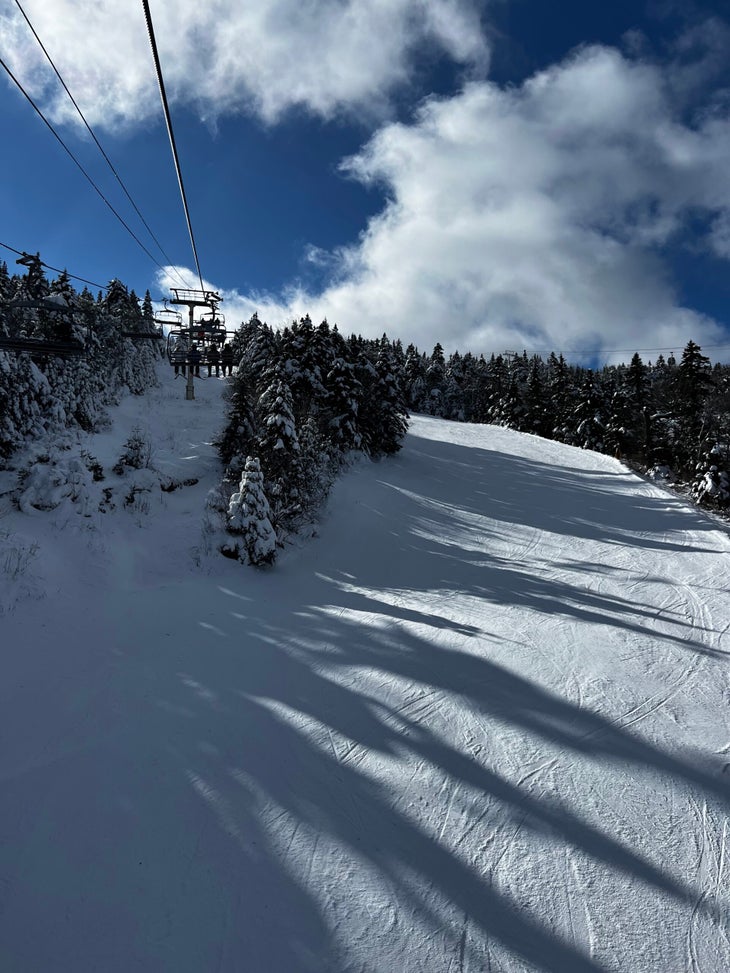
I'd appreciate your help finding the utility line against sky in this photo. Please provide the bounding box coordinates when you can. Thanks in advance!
[141,0,207,295]
[0,239,107,291]
[0,52,181,286]
[11,0,190,291]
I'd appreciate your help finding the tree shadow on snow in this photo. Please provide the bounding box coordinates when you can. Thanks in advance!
[24,429,727,973]
[402,438,719,555]
[126,570,730,973]
[124,430,727,972]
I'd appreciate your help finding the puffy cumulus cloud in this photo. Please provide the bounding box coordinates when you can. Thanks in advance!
[233,42,728,361]
[0,0,488,129]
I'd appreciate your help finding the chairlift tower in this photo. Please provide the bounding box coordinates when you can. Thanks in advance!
[168,288,221,399]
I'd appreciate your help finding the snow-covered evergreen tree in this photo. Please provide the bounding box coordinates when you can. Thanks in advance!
[571,376,605,451]
[403,344,428,411]
[225,456,277,565]
[371,345,409,454]
[324,356,362,451]
[255,371,304,531]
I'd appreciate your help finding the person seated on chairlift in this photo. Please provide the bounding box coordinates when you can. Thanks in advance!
[221,342,234,375]
[189,343,202,377]
[206,342,220,377]
[172,343,187,376]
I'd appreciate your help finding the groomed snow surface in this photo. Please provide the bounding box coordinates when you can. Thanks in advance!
[1,364,729,973]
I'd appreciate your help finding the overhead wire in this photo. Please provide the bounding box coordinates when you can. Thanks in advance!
[11,0,191,291]
[3,231,728,358]
[0,239,107,291]
[141,0,207,294]
[0,54,181,285]
[0,239,177,306]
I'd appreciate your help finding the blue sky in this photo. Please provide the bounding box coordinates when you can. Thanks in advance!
[2,0,730,363]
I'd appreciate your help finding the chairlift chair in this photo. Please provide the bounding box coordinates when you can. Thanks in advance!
[154,307,183,330]
[192,310,227,347]
[166,328,189,364]
[0,297,88,358]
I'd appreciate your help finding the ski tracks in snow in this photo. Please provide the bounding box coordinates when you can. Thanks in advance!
[4,400,730,973]
[686,797,730,973]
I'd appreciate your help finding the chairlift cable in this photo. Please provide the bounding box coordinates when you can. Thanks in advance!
[141,0,206,295]
[0,54,176,283]
[0,239,107,290]
[11,0,191,292]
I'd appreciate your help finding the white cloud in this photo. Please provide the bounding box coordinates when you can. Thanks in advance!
[0,0,488,128]
[18,3,726,363]
[156,266,291,331]
[212,42,728,362]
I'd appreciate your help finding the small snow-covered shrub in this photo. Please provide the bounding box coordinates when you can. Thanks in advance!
[205,484,229,514]
[15,453,94,515]
[16,458,71,512]
[0,529,42,614]
[692,465,730,509]
[159,475,199,493]
[65,457,94,516]
[1,531,39,579]
[647,464,675,482]
[99,487,115,513]
[114,425,153,474]
[80,450,104,481]
[198,485,232,561]
[123,468,160,515]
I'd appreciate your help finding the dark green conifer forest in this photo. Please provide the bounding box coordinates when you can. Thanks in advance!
[2,255,728,568]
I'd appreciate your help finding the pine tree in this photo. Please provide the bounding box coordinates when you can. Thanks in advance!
[0,261,10,301]
[280,315,327,420]
[297,415,337,518]
[0,263,13,339]
[601,376,633,458]
[424,343,446,415]
[225,457,277,565]
[217,371,257,473]
[546,353,574,441]
[141,290,155,329]
[236,315,279,396]
[485,354,509,423]
[255,371,304,530]
[461,354,490,422]
[403,344,428,411]
[523,357,549,436]
[356,344,409,456]
[677,341,712,422]
[571,375,606,450]
[653,341,715,473]
[324,355,362,451]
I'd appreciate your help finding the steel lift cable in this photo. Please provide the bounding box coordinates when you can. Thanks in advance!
[0,240,107,291]
[141,0,206,294]
[11,0,191,291]
[0,55,178,282]
[1,240,180,311]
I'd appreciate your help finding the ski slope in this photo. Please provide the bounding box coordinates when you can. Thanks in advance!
[1,365,729,972]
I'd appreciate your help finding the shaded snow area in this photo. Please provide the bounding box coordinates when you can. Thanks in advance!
[1,363,730,973]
